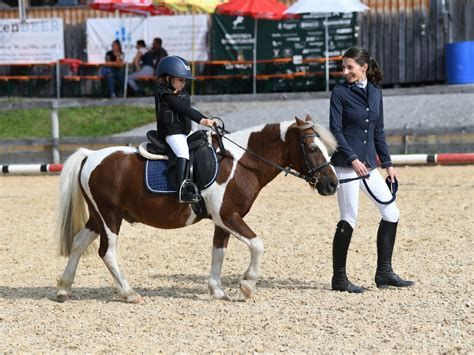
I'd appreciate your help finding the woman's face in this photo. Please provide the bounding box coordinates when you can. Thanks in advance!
[342,57,368,83]
[170,76,186,91]
[112,42,120,52]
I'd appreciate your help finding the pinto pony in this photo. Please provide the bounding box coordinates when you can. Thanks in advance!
[56,116,338,303]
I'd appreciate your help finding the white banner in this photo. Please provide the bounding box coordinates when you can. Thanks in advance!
[0,18,64,64]
[146,15,209,61]
[86,17,146,63]
[86,15,209,63]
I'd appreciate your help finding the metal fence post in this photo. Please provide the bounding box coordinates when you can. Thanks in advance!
[51,100,60,164]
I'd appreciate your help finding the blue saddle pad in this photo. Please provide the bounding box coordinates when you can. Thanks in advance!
[145,159,176,194]
[144,147,219,194]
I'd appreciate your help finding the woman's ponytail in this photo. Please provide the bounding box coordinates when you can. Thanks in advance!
[343,47,384,87]
[367,56,383,87]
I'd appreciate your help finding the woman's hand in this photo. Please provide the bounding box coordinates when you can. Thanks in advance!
[351,159,368,177]
[386,166,397,183]
[200,118,216,127]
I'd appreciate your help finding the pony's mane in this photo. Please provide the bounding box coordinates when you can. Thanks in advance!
[313,123,338,155]
[280,120,338,155]
[223,119,337,155]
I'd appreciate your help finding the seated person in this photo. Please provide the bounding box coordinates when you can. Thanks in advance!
[127,40,155,95]
[99,39,124,98]
[151,37,168,68]
[155,55,216,203]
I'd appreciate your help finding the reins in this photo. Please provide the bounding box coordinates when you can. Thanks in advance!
[211,118,328,184]
[339,173,398,205]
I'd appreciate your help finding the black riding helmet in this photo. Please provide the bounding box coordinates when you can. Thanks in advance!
[157,55,194,79]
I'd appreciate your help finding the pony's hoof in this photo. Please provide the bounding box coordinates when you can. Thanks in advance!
[127,295,145,305]
[56,291,71,302]
[239,280,254,299]
[211,289,230,301]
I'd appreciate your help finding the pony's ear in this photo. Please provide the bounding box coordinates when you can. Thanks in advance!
[295,116,305,126]
[305,114,313,122]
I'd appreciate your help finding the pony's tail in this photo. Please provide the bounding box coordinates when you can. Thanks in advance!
[56,148,93,257]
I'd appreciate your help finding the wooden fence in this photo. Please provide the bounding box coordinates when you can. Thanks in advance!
[358,0,474,85]
[1,0,473,84]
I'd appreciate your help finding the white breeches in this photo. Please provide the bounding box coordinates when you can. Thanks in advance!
[335,167,400,228]
[166,134,189,160]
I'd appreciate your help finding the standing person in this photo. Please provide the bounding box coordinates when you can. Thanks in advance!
[100,39,124,98]
[127,40,155,95]
[155,55,215,203]
[151,37,168,70]
[329,47,414,293]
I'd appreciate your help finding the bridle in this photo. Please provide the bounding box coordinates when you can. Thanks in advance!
[212,118,330,186]
[299,133,331,186]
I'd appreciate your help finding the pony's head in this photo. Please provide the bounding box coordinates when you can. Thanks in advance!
[287,115,338,195]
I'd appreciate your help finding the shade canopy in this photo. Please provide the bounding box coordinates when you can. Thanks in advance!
[216,0,288,20]
[159,0,225,13]
[89,0,174,16]
[284,0,369,15]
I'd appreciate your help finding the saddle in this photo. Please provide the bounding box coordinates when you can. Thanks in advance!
[140,130,219,218]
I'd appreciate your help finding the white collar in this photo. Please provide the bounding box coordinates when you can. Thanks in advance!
[355,78,368,89]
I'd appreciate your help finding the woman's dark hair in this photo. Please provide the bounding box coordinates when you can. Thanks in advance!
[343,47,384,86]
[112,39,122,53]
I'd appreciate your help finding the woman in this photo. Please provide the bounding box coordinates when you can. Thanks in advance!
[329,47,414,293]
[100,39,124,98]
[155,55,215,203]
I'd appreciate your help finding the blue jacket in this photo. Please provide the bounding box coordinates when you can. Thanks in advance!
[329,81,392,169]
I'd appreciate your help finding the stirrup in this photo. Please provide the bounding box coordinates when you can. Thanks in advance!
[178,179,201,203]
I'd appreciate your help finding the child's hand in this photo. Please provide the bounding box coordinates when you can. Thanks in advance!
[200,118,216,127]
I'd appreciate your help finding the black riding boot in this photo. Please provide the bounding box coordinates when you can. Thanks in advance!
[332,220,366,293]
[375,220,415,288]
[176,158,201,204]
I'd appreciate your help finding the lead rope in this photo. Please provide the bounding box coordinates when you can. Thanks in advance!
[339,174,398,205]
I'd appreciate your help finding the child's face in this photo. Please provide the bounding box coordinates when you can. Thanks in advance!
[170,76,186,92]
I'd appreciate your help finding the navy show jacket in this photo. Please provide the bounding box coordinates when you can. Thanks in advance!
[329,81,393,169]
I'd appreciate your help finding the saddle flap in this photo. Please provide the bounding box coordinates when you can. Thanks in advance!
[146,130,169,155]
[145,146,219,194]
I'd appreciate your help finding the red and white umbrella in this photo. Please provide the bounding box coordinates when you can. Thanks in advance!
[89,0,173,16]
[216,0,289,94]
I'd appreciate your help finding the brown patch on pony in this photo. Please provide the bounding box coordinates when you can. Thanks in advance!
[213,226,230,248]
[219,124,287,230]
[87,151,193,231]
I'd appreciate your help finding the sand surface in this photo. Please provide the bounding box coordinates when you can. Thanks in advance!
[0,165,473,353]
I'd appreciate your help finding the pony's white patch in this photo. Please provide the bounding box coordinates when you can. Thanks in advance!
[80,147,136,244]
[185,209,197,225]
[203,126,259,227]
[279,121,294,142]
[81,147,136,179]
[312,136,331,162]
[202,182,227,229]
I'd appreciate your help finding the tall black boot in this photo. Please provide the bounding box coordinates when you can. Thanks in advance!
[332,220,366,293]
[375,220,415,288]
[176,158,201,204]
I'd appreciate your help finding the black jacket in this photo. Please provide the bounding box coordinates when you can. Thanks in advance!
[329,81,392,169]
[155,84,204,139]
